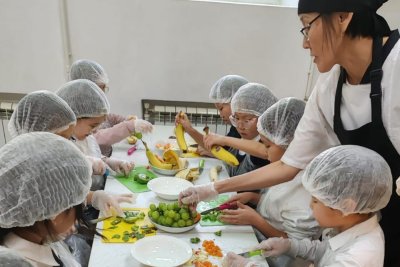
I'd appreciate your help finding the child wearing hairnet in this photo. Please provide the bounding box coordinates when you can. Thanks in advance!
[0,132,96,267]
[204,83,277,177]
[56,79,135,191]
[175,74,248,156]
[222,98,319,267]
[233,145,392,267]
[70,59,153,157]
[7,91,134,266]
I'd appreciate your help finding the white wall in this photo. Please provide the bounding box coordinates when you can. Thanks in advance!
[1,0,399,117]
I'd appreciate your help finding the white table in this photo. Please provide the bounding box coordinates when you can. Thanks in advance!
[88,125,268,267]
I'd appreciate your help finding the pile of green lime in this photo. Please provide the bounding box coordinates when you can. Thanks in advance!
[148,202,199,227]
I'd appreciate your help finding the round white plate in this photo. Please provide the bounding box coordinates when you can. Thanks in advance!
[131,235,192,267]
[147,177,193,200]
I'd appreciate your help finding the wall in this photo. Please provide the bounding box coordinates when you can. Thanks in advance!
[1,0,399,117]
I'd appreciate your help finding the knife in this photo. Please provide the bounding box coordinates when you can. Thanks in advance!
[89,215,113,224]
[237,249,263,258]
[200,202,237,215]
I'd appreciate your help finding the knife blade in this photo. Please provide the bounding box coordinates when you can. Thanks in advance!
[89,215,113,224]
[200,202,236,215]
[237,249,263,258]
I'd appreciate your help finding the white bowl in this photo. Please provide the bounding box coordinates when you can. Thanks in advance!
[147,177,193,200]
[149,160,188,176]
[131,235,192,267]
[149,214,201,233]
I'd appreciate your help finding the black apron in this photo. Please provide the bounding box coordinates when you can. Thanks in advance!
[333,30,400,267]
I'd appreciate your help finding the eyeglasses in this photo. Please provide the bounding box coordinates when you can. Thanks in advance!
[300,14,321,39]
[229,115,257,129]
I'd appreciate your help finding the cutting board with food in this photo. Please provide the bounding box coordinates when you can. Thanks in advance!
[115,166,157,193]
[101,208,156,243]
[197,195,230,226]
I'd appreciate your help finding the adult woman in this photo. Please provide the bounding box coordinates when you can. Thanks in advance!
[180,0,400,265]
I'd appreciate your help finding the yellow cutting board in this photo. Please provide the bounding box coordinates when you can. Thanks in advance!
[101,208,156,243]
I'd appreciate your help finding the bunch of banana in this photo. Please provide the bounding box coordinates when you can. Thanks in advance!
[209,165,223,182]
[143,140,173,170]
[175,111,188,153]
[203,126,239,166]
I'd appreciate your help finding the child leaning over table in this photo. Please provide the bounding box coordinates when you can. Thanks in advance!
[70,59,153,157]
[221,98,320,267]
[56,79,135,191]
[224,145,392,267]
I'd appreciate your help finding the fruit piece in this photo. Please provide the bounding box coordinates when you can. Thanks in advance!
[163,149,181,169]
[133,132,143,139]
[175,112,188,152]
[143,140,173,170]
[209,165,222,182]
[181,152,200,158]
[134,173,152,184]
[175,168,200,182]
[203,126,239,166]
[190,237,201,244]
[127,136,138,145]
[214,230,222,236]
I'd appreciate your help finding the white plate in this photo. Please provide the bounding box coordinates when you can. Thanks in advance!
[131,235,192,267]
[147,177,193,200]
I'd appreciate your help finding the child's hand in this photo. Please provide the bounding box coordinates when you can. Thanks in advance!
[175,112,192,130]
[86,156,107,175]
[196,146,214,156]
[219,202,259,225]
[224,192,259,205]
[222,252,256,267]
[203,133,226,150]
[104,158,135,176]
[132,119,153,133]
[91,190,135,217]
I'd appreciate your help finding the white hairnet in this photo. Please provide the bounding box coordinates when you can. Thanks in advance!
[56,79,110,118]
[209,75,248,103]
[69,59,109,86]
[257,97,305,149]
[231,83,278,116]
[0,132,92,228]
[8,90,76,138]
[302,145,392,215]
[0,248,33,267]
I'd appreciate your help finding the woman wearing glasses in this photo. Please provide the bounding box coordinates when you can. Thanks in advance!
[180,0,400,266]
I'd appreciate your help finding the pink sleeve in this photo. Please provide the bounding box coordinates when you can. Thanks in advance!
[94,120,135,145]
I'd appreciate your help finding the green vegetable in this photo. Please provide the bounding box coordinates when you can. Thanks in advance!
[134,173,152,184]
[214,230,222,236]
[190,237,201,244]
[111,218,122,225]
[111,234,121,239]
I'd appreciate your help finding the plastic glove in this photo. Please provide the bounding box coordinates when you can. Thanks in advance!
[396,176,400,196]
[222,252,251,267]
[91,190,135,217]
[130,119,153,134]
[104,158,134,176]
[179,183,218,205]
[86,156,107,175]
[255,237,291,257]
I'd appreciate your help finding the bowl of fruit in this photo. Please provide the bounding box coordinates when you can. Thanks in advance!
[147,202,200,233]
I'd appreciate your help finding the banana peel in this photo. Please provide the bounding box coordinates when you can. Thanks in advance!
[209,165,223,182]
[175,111,188,152]
[175,167,200,182]
[163,149,181,169]
[143,140,173,170]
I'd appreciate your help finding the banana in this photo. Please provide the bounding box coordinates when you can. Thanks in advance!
[175,168,200,182]
[175,112,188,152]
[143,140,173,170]
[209,165,223,182]
[181,152,200,158]
[203,126,239,166]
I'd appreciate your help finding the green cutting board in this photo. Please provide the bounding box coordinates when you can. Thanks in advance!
[197,195,230,226]
[115,166,157,193]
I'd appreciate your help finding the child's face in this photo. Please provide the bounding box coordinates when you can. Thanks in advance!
[310,196,343,228]
[214,103,232,124]
[56,124,76,140]
[230,112,259,139]
[50,207,77,240]
[259,135,286,163]
[74,115,106,140]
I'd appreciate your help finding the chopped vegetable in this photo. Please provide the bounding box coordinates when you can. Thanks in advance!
[214,230,222,237]
[111,234,121,239]
[202,240,223,257]
[190,237,201,244]
[111,218,122,225]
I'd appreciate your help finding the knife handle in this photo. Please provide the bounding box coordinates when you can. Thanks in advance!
[218,202,237,210]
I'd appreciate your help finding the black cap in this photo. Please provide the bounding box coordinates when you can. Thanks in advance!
[298,0,388,14]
